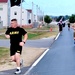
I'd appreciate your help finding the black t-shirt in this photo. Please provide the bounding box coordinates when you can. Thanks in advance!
[5,27,27,45]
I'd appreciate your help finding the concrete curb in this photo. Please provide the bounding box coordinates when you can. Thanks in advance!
[24,32,60,75]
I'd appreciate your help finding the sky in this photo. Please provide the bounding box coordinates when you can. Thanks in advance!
[22,0,75,16]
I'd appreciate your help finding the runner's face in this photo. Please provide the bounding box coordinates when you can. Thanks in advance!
[11,21,18,28]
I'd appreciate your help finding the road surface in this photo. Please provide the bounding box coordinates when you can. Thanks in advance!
[24,26,75,75]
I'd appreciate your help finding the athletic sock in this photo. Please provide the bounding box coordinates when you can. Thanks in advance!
[17,67,20,70]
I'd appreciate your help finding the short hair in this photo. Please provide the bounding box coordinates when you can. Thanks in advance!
[11,19,17,21]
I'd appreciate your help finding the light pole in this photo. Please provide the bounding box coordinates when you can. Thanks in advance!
[20,0,22,26]
[8,0,11,28]
[31,2,34,24]
[36,5,38,22]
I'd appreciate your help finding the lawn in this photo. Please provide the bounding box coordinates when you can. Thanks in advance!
[0,47,9,64]
[0,31,59,39]
[0,25,59,39]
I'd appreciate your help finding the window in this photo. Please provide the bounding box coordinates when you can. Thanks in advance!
[0,5,3,10]
[14,12,17,15]
[0,8,3,10]
[22,11,24,13]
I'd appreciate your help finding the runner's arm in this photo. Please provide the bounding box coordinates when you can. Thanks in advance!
[5,34,10,39]
[19,33,28,46]
[22,33,28,43]
[5,28,10,39]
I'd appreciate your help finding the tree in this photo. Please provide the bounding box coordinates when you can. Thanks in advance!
[69,14,75,23]
[10,0,24,7]
[44,15,52,25]
[64,15,69,20]
[56,16,64,22]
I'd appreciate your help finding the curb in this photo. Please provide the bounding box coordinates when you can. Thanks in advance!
[24,32,60,75]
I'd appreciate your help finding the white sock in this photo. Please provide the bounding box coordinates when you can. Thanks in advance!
[17,67,20,70]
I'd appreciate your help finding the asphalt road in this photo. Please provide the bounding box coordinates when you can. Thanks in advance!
[0,37,54,48]
[23,26,75,75]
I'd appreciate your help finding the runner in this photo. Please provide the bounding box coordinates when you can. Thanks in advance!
[57,20,63,33]
[5,19,28,74]
[67,22,70,30]
[71,23,75,44]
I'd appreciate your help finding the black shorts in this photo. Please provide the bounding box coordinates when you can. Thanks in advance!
[10,44,22,56]
[59,25,62,31]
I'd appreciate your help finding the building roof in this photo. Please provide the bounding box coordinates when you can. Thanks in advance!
[26,9,32,13]
[0,0,8,3]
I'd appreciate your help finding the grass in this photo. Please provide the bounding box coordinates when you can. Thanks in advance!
[0,25,59,39]
[0,47,9,64]
[28,31,58,39]
[0,31,59,40]
[0,28,6,33]
[28,32,41,39]
[0,47,9,59]
[0,35,7,39]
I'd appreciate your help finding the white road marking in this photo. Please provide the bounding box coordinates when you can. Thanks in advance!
[24,49,49,75]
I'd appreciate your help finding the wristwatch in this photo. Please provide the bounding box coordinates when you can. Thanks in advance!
[22,41,25,44]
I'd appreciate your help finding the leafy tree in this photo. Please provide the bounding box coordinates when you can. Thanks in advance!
[10,0,24,7]
[69,14,75,23]
[44,15,52,25]
[56,16,64,22]
[64,15,69,20]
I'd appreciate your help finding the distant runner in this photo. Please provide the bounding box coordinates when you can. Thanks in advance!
[57,20,63,33]
[71,23,75,44]
[67,22,70,30]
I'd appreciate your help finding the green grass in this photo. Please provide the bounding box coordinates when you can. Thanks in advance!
[0,47,9,59]
[0,25,59,39]
[28,33,40,39]
[0,35,7,39]
[0,28,6,33]
[0,31,59,40]
[27,32,44,39]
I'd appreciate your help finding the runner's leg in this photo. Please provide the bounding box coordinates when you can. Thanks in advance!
[14,53,21,74]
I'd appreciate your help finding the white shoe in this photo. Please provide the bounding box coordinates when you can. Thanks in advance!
[14,69,21,74]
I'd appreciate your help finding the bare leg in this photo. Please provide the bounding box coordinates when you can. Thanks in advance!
[74,37,75,40]
[14,53,21,74]
[15,53,21,68]
[11,55,16,62]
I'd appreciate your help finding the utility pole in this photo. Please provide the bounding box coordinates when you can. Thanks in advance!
[31,2,33,24]
[43,11,44,23]
[8,0,11,28]
[20,0,22,26]
[36,5,38,22]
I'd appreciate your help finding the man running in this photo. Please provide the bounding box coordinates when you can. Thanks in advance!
[5,19,28,74]
[67,22,70,30]
[71,23,75,44]
[57,20,63,33]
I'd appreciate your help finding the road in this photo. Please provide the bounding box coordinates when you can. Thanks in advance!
[0,37,54,48]
[24,26,75,75]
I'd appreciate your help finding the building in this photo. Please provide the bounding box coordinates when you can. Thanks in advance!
[0,0,8,28]
[11,6,32,26]
[0,0,32,28]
